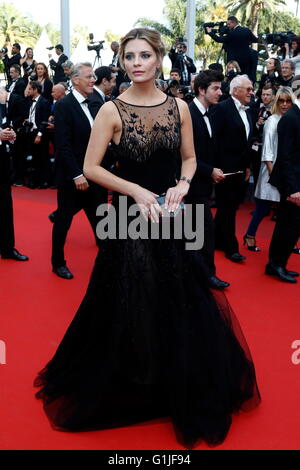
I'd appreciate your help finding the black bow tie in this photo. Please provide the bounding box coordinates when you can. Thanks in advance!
[203,111,209,117]
[32,99,36,103]
[82,98,90,104]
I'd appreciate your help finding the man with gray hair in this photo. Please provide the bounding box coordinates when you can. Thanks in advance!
[280,60,295,87]
[211,74,254,262]
[51,62,103,279]
[62,60,74,92]
[265,75,300,282]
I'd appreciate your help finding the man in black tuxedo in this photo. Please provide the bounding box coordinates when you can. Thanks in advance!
[206,16,258,77]
[25,81,51,188]
[49,44,68,84]
[0,43,22,84]
[187,70,229,289]
[211,74,254,262]
[52,62,105,279]
[169,41,196,86]
[265,76,300,283]
[0,87,28,186]
[88,66,116,119]
[8,65,26,97]
[0,126,29,262]
[110,42,125,97]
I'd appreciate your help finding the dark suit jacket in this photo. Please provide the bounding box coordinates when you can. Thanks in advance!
[54,92,92,185]
[168,48,196,84]
[88,88,105,119]
[3,53,21,80]
[211,96,253,173]
[25,95,51,134]
[209,26,258,67]
[49,53,68,84]
[11,78,26,97]
[6,93,28,130]
[269,104,300,197]
[41,79,53,102]
[188,101,216,198]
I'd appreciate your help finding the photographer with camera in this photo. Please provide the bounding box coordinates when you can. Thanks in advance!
[62,60,74,92]
[0,43,22,84]
[205,16,258,78]
[257,58,282,100]
[284,38,300,75]
[169,39,196,86]
[49,44,68,84]
[222,60,241,99]
[24,81,51,189]
[20,47,36,85]
[110,41,125,96]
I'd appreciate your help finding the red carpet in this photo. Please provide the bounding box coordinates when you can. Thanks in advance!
[0,187,300,450]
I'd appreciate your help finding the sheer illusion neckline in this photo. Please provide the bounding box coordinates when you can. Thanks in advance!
[115,95,169,108]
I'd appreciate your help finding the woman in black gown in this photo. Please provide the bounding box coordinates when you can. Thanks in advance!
[35,28,260,448]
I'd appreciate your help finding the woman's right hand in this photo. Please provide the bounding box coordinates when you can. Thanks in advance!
[131,185,162,223]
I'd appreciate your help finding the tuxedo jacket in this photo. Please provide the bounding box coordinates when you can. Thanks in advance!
[88,89,105,119]
[6,93,28,130]
[50,53,68,84]
[188,101,217,198]
[11,78,26,97]
[3,53,21,79]
[211,96,253,173]
[269,104,300,197]
[209,26,257,65]
[26,96,51,134]
[54,92,92,185]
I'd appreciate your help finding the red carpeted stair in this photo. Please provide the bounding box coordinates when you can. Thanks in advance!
[0,187,299,450]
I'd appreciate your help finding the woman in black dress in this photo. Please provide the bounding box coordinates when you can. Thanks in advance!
[26,62,53,102]
[35,28,260,448]
[20,47,36,85]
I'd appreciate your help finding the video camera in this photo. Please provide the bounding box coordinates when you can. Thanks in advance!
[204,21,229,35]
[87,33,105,53]
[262,31,296,47]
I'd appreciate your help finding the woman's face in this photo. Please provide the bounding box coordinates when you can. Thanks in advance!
[123,38,160,83]
[291,41,297,51]
[27,49,33,59]
[36,65,45,77]
[227,63,235,72]
[266,58,275,72]
[278,95,293,114]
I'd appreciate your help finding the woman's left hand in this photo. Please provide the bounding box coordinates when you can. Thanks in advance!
[165,181,190,213]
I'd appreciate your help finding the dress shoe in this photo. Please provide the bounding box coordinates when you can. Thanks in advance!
[293,247,300,255]
[285,269,299,277]
[1,248,29,261]
[265,263,297,283]
[208,276,230,290]
[226,253,246,263]
[48,212,56,223]
[53,266,74,280]
[243,234,260,252]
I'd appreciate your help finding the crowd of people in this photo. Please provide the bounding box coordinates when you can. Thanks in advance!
[1,19,299,448]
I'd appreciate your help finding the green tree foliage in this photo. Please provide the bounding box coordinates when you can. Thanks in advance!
[0,2,41,47]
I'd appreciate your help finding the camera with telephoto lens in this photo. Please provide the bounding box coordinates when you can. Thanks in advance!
[0,47,8,54]
[30,73,38,81]
[178,86,194,103]
[262,31,296,47]
[204,21,229,35]
[226,69,238,81]
[23,121,33,134]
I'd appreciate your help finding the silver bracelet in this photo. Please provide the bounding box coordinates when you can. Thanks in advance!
[179,176,192,184]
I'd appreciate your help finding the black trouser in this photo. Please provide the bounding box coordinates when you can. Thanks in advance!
[269,199,300,267]
[0,183,15,255]
[51,182,107,268]
[27,131,49,186]
[214,174,248,256]
[186,195,216,279]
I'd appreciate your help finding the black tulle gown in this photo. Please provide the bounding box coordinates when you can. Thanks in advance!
[35,96,260,447]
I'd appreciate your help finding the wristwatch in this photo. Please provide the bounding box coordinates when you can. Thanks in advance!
[179,176,192,184]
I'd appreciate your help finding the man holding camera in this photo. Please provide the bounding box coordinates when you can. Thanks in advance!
[0,43,22,84]
[49,44,68,84]
[169,39,196,86]
[8,65,26,97]
[206,16,258,78]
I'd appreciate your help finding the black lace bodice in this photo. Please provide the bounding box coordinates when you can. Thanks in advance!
[111,96,181,194]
